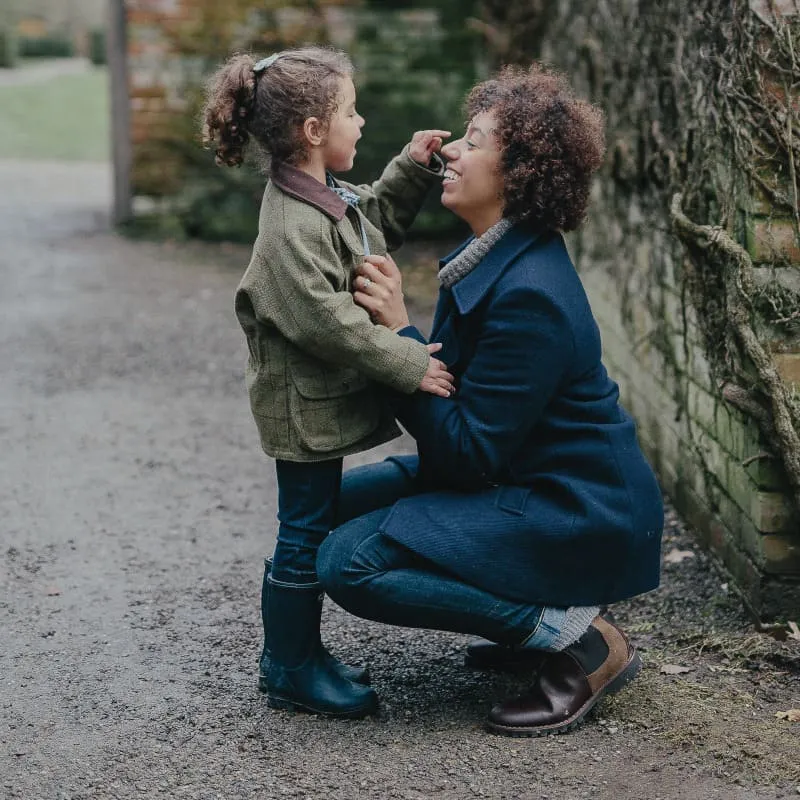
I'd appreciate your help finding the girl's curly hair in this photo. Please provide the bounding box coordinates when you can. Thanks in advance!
[202,47,353,168]
[466,63,606,231]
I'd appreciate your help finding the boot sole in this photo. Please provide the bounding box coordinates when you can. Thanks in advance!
[485,647,642,738]
[266,693,378,720]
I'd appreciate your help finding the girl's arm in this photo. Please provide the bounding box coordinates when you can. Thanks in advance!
[341,131,448,251]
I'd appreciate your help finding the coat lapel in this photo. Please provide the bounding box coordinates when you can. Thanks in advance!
[450,225,542,315]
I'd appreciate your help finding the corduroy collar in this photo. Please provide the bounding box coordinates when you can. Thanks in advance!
[271,161,349,221]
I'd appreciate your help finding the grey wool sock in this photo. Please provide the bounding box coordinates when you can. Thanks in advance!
[548,606,600,651]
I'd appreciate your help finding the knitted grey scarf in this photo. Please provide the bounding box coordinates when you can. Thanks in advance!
[438,219,513,288]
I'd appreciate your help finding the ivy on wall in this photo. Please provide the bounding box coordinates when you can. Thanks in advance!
[473,1,800,515]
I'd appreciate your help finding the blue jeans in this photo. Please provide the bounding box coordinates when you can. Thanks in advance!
[317,458,558,647]
[271,458,343,585]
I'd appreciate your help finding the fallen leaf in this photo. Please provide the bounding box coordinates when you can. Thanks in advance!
[660,663,692,675]
[775,709,800,722]
[787,621,800,642]
[664,548,695,564]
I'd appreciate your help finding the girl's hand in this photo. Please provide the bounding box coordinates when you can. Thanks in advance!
[408,129,451,166]
[354,254,410,331]
[420,343,455,398]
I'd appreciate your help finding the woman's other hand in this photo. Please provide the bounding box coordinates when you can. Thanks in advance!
[420,343,455,398]
[354,254,410,331]
[408,129,451,167]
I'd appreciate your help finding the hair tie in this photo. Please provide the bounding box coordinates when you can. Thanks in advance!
[254,54,281,74]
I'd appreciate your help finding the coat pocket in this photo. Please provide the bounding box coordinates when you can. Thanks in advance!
[288,363,380,453]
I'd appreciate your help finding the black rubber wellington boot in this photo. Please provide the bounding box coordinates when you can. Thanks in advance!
[258,559,369,690]
[263,577,378,718]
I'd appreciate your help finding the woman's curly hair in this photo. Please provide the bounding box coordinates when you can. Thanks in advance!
[466,63,605,231]
[202,47,353,168]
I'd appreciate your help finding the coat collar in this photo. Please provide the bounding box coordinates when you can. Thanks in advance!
[442,225,543,314]
[271,161,348,221]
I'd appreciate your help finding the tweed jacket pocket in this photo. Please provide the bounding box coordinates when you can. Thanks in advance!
[288,361,380,453]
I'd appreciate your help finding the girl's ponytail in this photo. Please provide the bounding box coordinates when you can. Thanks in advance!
[202,54,258,167]
[203,47,353,168]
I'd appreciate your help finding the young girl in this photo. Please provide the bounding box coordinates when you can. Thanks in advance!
[202,47,453,719]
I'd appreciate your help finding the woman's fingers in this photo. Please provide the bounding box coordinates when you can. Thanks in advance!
[363,253,401,279]
[357,260,388,285]
[426,342,443,354]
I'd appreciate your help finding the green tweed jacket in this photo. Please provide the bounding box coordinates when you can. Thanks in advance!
[234,147,442,462]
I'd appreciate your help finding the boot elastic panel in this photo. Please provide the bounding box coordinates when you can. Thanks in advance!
[563,624,609,674]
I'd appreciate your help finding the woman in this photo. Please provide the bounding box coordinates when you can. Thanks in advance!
[316,63,664,736]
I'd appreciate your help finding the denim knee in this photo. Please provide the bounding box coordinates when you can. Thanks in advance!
[317,510,387,607]
[316,532,344,595]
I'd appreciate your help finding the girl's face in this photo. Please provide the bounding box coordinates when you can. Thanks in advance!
[321,77,365,172]
[439,110,505,236]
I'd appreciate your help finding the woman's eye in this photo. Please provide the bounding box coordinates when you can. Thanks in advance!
[466,140,477,149]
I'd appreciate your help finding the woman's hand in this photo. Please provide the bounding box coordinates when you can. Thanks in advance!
[408,129,451,167]
[421,343,455,398]
[353,253,410,331]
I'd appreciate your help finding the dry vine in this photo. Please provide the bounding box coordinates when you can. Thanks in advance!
[663,3,800,513]
[670,193,800,510]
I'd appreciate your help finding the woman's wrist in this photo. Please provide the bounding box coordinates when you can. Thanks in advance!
[389,315,411,332]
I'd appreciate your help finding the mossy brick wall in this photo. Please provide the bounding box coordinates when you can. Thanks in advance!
[126,0,195,199]
[533,0,800,620]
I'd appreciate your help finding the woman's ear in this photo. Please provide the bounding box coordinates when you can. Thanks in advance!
[302,117,324,147]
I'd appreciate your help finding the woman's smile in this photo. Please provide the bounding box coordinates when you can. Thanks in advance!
[439,110,504,236]
[442,168,461,184]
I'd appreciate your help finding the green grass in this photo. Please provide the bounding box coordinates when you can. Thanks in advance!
[0,66,109,161]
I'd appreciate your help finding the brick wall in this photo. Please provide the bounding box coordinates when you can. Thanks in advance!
[577,227,800,619]
[538,1,800,620]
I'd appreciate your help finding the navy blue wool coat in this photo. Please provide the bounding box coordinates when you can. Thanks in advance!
[383,225,664,607]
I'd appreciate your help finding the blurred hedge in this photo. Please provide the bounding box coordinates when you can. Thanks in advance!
[0,27,18,68]
[346,5,481,236]
[89,29,106,66]
[19,36,74,59]
[131,1,481,242]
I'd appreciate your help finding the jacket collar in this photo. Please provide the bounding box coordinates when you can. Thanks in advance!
[271,161,348,221]
[443,224,543,314]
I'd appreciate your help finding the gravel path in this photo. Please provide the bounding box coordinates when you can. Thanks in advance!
[1,159,798,799]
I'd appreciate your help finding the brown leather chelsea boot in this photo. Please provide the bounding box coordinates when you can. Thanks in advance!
[485,616,641,737]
